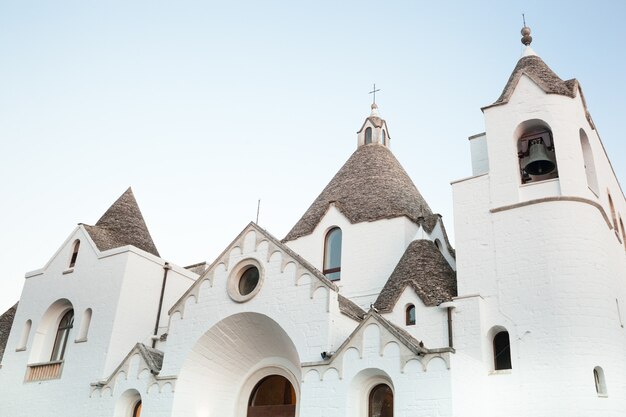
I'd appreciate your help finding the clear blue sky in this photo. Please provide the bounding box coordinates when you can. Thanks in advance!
[1,1,625,312]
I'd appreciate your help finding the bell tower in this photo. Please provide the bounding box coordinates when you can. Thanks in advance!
[451,24,626,417]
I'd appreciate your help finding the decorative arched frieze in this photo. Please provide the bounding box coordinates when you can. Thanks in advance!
[89,343,175,397]
[167,222,338,317]
[301,311,450,380]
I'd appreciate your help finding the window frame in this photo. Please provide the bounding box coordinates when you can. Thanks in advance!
[365,127,373,144]
[323,227,342,281]
[368,383,394,417]
[69,240,80,268]
[493,330,512,371]
[405,305,416,326]
[50,309,74,362]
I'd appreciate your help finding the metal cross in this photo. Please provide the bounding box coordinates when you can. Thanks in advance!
[369,83,381,104]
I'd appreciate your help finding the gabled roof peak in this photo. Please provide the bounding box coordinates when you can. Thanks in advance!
[83,187,160,257]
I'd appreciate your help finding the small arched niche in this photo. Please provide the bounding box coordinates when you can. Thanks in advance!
[608,193,619,237]
[75,308,92,342]
[593,366,607,397]
[515,120,558,184]
[580,129,599,195]
[17,319,32,351]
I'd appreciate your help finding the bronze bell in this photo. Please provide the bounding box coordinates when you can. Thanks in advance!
[524,139,556,176]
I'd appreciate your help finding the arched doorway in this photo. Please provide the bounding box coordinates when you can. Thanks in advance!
[172,313,301,417]
[248,375,296,417]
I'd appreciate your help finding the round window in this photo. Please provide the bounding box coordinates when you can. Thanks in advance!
[239,266,260,296]
[227,260,264,303]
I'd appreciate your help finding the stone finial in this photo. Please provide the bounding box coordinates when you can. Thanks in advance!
[521,25,532,46]
[370,102,380,117]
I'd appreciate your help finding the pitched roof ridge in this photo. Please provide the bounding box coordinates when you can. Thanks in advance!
[284,145,433,241]
[84,188,160,257]
[374,239,457,312]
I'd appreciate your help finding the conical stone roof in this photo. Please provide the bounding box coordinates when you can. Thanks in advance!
[284,144,433,241]
[487,54,578,109]
[83,188,160,257]
[374,240,457,311]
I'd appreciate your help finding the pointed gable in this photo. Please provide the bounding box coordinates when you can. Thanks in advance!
[284,145,433,241]
[83,188,160,257]
[375,240,456,312]
[486,55,578,109]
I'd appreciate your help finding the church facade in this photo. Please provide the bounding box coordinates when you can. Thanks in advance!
[1,27,625,417]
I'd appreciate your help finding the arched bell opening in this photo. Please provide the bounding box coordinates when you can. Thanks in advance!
[514,119,558,184]
[171,312,301,417]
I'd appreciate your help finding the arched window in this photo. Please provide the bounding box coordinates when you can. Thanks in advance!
[580,129,599,195]
[434,239,443,251]
[381,130,386,145]
[50,309,74,362]
[248,375,296,417]
[369,384,393,417]
[594,366,607,396]
[323,227,342,281]
[405,305,415,326]
[132,400,142,417]
[69,240,80,268]
[493,331,511,370]
[517,127,558,184]
[365,127,372,144]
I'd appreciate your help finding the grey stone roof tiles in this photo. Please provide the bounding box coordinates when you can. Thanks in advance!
[338,295,366,321]
[489,55,578,108]
[284,144,433,241]
[0,303,17,363]
[375,240,457,311]
[83,187,160,257]
[136,343,164,374]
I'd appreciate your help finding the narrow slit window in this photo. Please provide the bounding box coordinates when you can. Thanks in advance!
[69,240,80,268]
[405,305,416,326]
[323,228,342,281]
[493,331,512,370]
[382,130,386,145]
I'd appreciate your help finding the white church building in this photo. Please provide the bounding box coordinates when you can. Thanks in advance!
[1,26,625,417]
